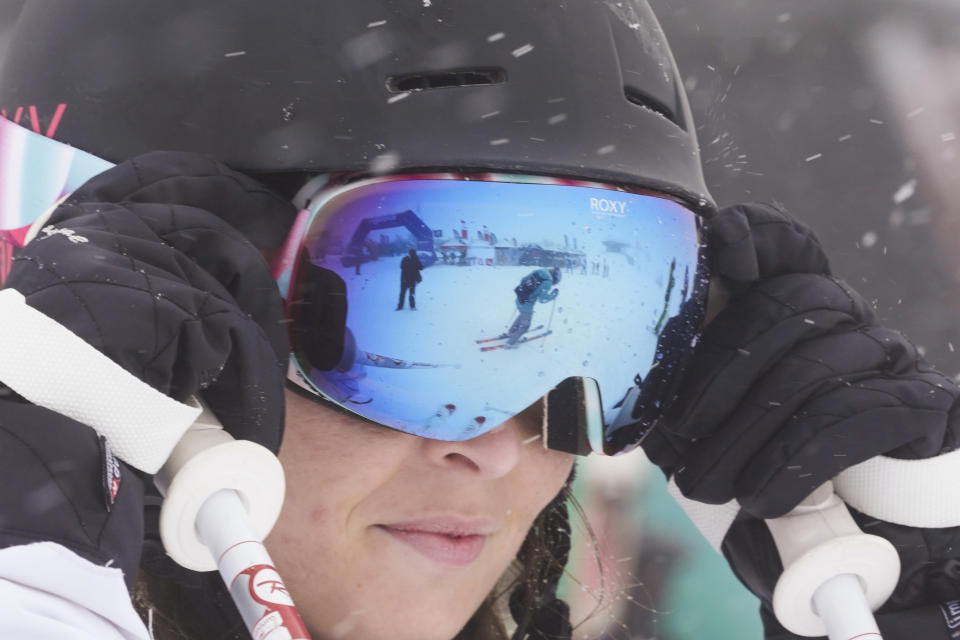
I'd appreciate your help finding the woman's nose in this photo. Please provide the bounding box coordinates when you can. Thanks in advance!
[419,420,524,479]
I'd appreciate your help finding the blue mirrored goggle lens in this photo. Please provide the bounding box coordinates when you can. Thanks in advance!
[284,177,707,454]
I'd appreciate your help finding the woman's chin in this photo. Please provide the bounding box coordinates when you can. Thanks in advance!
[314,610,472,640]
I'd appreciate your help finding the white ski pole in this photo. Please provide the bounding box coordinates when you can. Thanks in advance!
[0,290,310,638]
[154,400,312,640]
[765,481,900,640]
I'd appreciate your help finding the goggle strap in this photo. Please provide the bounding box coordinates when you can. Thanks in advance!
[542,377,599,456]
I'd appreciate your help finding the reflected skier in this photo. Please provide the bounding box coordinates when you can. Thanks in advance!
[506,266,561,346]
[396,248,423,310]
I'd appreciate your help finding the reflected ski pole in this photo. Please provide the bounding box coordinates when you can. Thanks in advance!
[154,400,312,640]
[504,308,517,331]
[546,295,557,331]
[765,482,900,640]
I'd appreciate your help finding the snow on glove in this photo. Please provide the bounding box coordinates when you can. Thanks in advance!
[642,201,957,515]
[0,150,296,584]
[4,150,296,453]
[640,202,960,638]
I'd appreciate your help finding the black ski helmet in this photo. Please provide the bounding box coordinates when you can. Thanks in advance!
[551,266,562,285]
[0,0,716,216]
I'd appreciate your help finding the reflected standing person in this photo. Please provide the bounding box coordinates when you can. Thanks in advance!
[397,248,423,310]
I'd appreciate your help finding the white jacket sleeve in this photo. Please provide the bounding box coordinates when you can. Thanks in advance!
[0,542,151,640]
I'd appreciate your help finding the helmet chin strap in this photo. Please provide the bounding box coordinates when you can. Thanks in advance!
[543,377,602,456]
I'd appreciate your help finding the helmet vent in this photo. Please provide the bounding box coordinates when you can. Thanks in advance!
[387,68,506,92]
[623,86,681,128]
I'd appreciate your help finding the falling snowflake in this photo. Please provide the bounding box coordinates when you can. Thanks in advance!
[892,179,917,204]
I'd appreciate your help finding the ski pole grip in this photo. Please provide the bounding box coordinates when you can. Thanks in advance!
[765,481,900,638]
[154,400,286,571]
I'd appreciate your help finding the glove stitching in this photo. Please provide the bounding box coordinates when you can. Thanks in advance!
[744,357,955,501]
[858,328,959,406]
[828,275,867,316]
[90,200,165,364]
[134,261,220,379]
[11,254,109,350]
[751,405,950,514]
[139,304,281,401]
[749,285,801,313]
[797,383,948,419]
[13,278,210,316]
[710,216,820,251]
[681,305,860,424]
[682,363,944,501]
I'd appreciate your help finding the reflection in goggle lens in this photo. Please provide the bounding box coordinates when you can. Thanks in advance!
[279,175,708,455]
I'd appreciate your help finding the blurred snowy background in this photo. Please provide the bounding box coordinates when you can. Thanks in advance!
[653,0,960,381]
[3,2,959,638]
[0,2,18,62]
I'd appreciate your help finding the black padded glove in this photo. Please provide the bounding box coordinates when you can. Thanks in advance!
[0,397,146,588]
[0,150,297,585]
[640,203,960,638]
[5,150,295,449]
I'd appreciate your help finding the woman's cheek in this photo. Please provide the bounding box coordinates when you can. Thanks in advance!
[516,450,575,523]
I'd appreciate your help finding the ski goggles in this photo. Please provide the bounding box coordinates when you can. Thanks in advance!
[273,173,709,455]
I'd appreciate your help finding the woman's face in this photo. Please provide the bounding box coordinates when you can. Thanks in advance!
[265,389,575,640]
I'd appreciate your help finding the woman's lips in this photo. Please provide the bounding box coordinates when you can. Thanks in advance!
[378,518,494,567]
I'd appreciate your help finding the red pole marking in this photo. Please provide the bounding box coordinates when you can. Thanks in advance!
[216,538,261,567]
[45,104,67,138]
[255,579,289,596]
[27,106,41,134]
[0,239,10,286]
[0,104,67,137]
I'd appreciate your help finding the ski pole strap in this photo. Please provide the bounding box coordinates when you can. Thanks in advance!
[834,451,960,528]
[665,477,740,552]
[668,448,960,551]
[0,288,202,473]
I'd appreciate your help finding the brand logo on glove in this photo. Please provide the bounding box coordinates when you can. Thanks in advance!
[941,599,960,632]
[99,436,121,512]
[40,225,89,244]
[589,197,627,219]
